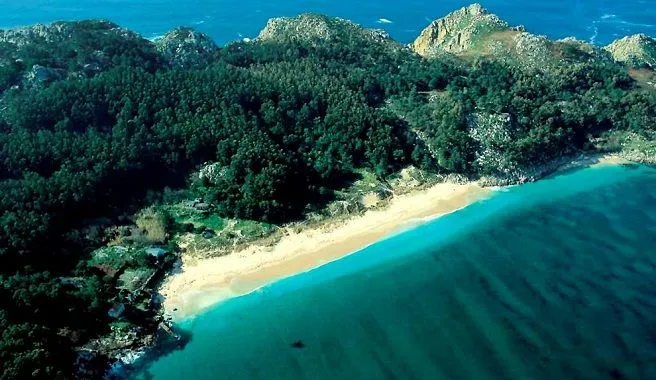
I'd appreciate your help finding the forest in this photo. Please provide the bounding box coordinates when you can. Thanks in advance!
[0,17,655,379]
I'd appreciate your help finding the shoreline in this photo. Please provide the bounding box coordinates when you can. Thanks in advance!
[158,152,632,321]
[160,181,492,320]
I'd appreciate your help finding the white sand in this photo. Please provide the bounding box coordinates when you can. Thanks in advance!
[160,182,491,320]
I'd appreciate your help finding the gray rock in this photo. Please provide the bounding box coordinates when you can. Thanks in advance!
[155,27,218,69]
[23,64,66,88]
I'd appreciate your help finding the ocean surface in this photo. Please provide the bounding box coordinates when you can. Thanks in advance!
[1,0,655,46]
[134,164,656,379]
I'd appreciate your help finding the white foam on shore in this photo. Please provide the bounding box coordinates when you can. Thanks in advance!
[596,14,655,28]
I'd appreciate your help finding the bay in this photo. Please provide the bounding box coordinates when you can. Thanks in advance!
[136,165,656,379]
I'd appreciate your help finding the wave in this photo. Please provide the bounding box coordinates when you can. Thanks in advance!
[594,14,654,28]
[377,18,393,24]
[588,25,599,44]
[615,20,655,28]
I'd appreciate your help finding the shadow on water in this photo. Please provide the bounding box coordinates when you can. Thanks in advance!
[118,327,193,380]
[546,155,641,180]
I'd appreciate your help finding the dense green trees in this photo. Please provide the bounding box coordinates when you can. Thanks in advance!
[0,20,654,378]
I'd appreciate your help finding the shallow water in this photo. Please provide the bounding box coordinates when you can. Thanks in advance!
[2,0,655,46]
[135,165,656,379]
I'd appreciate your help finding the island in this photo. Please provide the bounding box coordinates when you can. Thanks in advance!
[0,3,654,379]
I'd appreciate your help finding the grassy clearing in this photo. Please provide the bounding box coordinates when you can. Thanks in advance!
[88,246,149,273]
[628,68,656,90]
[155,200,281,259]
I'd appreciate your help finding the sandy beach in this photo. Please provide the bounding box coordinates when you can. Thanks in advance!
[160,181,491,319]
[158,153,632,320]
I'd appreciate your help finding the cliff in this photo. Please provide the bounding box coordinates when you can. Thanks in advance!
[410,3,509,56]
[410,3,611,71]
[605,34,656,68]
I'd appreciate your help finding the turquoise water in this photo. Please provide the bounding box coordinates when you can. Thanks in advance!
[136,165,656,379]
[1,0,655,46]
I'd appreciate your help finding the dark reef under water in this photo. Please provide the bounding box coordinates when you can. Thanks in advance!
[135,165,656,380]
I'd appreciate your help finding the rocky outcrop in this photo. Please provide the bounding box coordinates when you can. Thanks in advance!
[468,112,520,177]
[605,34,656,68]
[512,32,552,66]
[410,3,509,56]
[154,27,218,69]
[198,162,227,185]
[23,64,66,88]
[0,20,158,91]
[257,13,399,48]
[0,20,118,46]
[411,3,609,72]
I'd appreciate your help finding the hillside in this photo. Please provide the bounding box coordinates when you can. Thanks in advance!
[605,34,656,68]
[410,3,510,55]
[0,21,218,92]
[0,20,161,91]
[410,3,611,71]
[257,13,399,48]
[0,6,654,379]
[154,27,219,69]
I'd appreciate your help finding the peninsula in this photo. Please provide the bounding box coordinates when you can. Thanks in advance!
[0,3,654,379]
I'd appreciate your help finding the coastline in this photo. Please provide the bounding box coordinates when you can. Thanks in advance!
[160,181,491,320]
[158,152,632,321]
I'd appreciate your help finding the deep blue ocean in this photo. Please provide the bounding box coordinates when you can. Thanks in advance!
[1,0,655,46]
[133,165,656,379]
